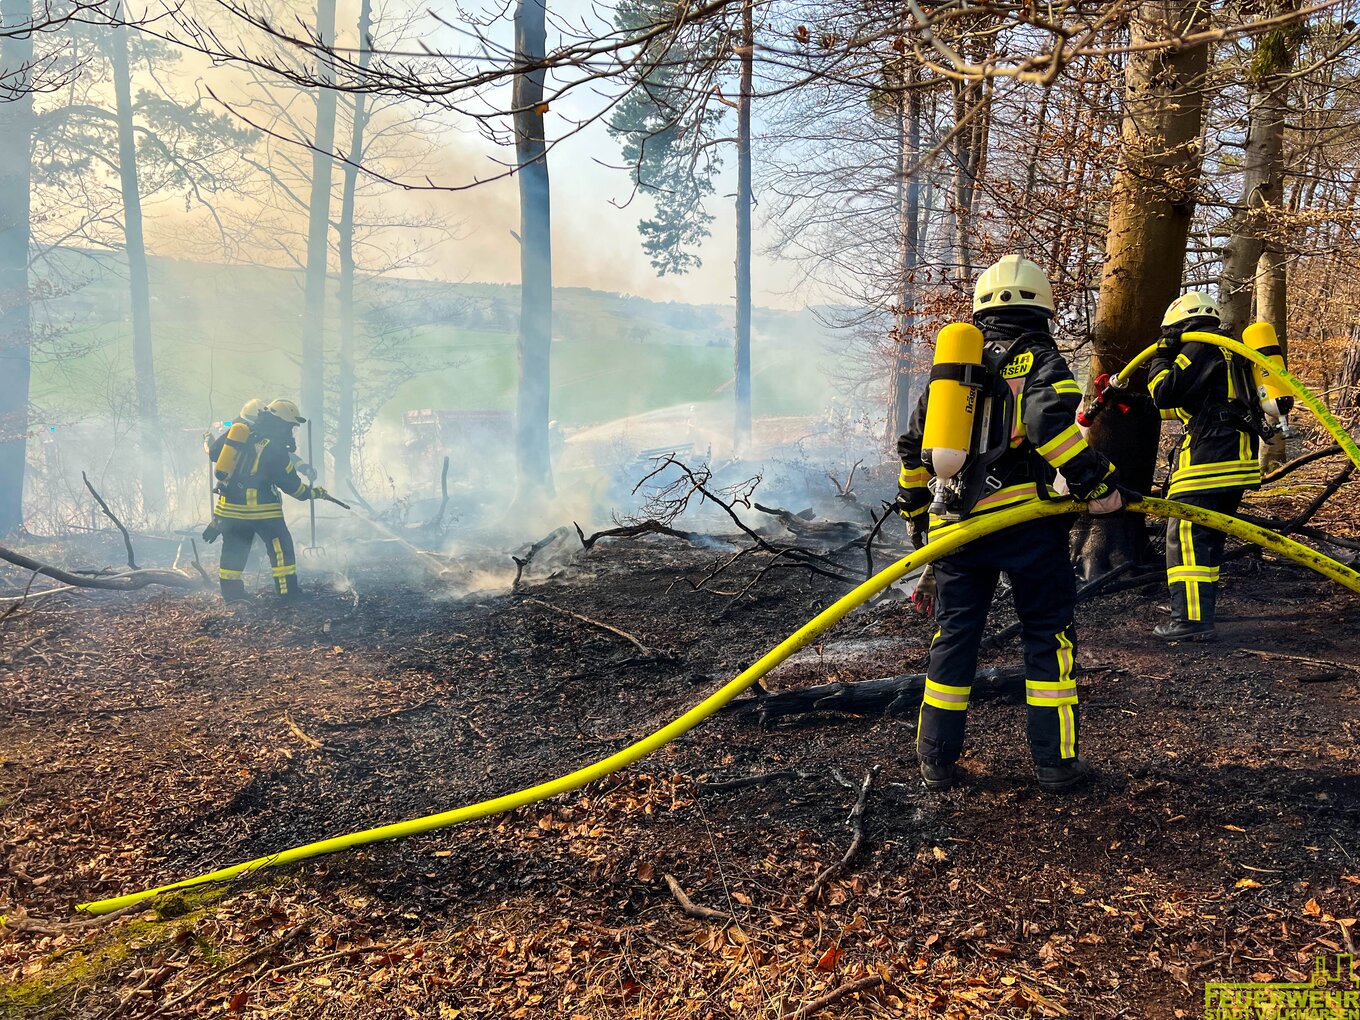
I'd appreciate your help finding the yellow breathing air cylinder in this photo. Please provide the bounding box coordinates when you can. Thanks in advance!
[213,422,252,486]
[1242,322,1294,418]
[922,322,985,483]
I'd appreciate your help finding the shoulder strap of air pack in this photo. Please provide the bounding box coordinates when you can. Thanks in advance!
[949,336,1030,514]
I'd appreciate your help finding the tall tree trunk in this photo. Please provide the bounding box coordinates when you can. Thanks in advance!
[0,0,33,536]
[334,0,373,488]
[1217,3,1296,333]
[109,25,162,515]
[890,73,922,440]
[301,0,338,480]
[950,76,987,282]
[513,0,555,499]
[1079,0,1210,575]
[733,0,753,452]
[1256,246,1289,469]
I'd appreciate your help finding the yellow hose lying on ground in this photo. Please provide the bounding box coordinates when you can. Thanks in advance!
[1117,332,1360,470]
[75,496,1360,916]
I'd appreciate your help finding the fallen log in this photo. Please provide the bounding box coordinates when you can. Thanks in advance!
[0,545,201,591]
[724,666,1026,723]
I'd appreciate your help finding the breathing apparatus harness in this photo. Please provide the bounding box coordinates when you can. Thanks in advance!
[924,320,1056,522]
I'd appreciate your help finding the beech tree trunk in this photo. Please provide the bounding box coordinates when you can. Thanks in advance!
[1079,0,1210,575]
[301,0,339,480]
[1256,246,1289,469]
[334,0,373,487]
[733,0,753,452]
[1218,3,1296,334]
[109,25,162,515]
[889,76,923,441]
[0,0,34,535]
[513,0,555,499]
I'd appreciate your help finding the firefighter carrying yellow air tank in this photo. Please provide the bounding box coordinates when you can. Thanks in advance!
[922,322,985,520]
[211,398,265,489]
[1242,321,1294,420]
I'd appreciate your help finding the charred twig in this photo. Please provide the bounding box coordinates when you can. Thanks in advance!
[1242,648,1360,674]
[786,975,885,1020]
[188,539,211,584]
[574,519,703,549]
[145,923,312,1019]
[0,903,148,935]
[862,505,893,580]
[283,710,327,750]
[512,527,572,589]
[1263,444,1342,483]
[663,873,731,922]
[0,545,200,591]
[425,456,450,531]
[697,769,819,792]
[804,766,878,902]
[728,667,1026,723]
[827,459,863,503]
[521,597,655,656]
[81,471,138,570]
[1284,464,1355,531]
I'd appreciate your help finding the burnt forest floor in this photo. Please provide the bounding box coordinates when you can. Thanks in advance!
[2,488,1360,1020]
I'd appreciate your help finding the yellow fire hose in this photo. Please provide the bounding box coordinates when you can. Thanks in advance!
[1116,331,1360,470]
[71,496,1360,917]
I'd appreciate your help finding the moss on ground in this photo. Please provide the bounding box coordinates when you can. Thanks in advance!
[0,888,226,1019]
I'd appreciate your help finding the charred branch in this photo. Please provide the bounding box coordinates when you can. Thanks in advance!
[81,470,138,570]
[803,765,878,903]
[0,545,200,591]
[662,873,731,922]
[726,666,1025,724]
[573,519,704,549]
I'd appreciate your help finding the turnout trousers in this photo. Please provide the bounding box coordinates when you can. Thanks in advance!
[218,517,299,600]
[918,515,1079,768]
[1164,489,1243,624]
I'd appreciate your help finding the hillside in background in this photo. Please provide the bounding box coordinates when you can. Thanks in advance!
[28,250,840,433]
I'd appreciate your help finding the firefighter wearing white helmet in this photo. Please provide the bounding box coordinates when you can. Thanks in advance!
[895,255,1132,794]
[1147,292,1262,642]
[205,397,326,603]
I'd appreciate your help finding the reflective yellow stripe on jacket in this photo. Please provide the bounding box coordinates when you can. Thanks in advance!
[927,483,1059,543]
[215,495,284,520]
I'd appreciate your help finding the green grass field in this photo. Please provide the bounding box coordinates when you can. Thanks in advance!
[28,251,835,431]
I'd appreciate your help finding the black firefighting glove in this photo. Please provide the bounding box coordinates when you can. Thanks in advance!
[1157,326,1183,357]
[201,521,221,544]
[310,485,328,501]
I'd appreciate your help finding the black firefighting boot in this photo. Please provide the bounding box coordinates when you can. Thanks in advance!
[220,579,249,604]
[919,760,958,792]
[1153,619,1217,642]
[1035,758,1091,793]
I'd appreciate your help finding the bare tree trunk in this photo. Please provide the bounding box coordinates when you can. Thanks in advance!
[1079,0,1210,575]
[1256,246,1289,469]
[890,74,922,440]
[733,0,753,452]
[1217,2,1296,334]
[301,0,338,481]
[513,0,555,499]
[334,0,373,488]
[0,0,33,536]
[109,25,162,515]
[1341,324,1360,410]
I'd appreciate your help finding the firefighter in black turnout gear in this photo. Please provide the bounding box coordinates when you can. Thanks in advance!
[896,256,1130,793]
[1147,293,1264,642]
[205,398,328,603]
